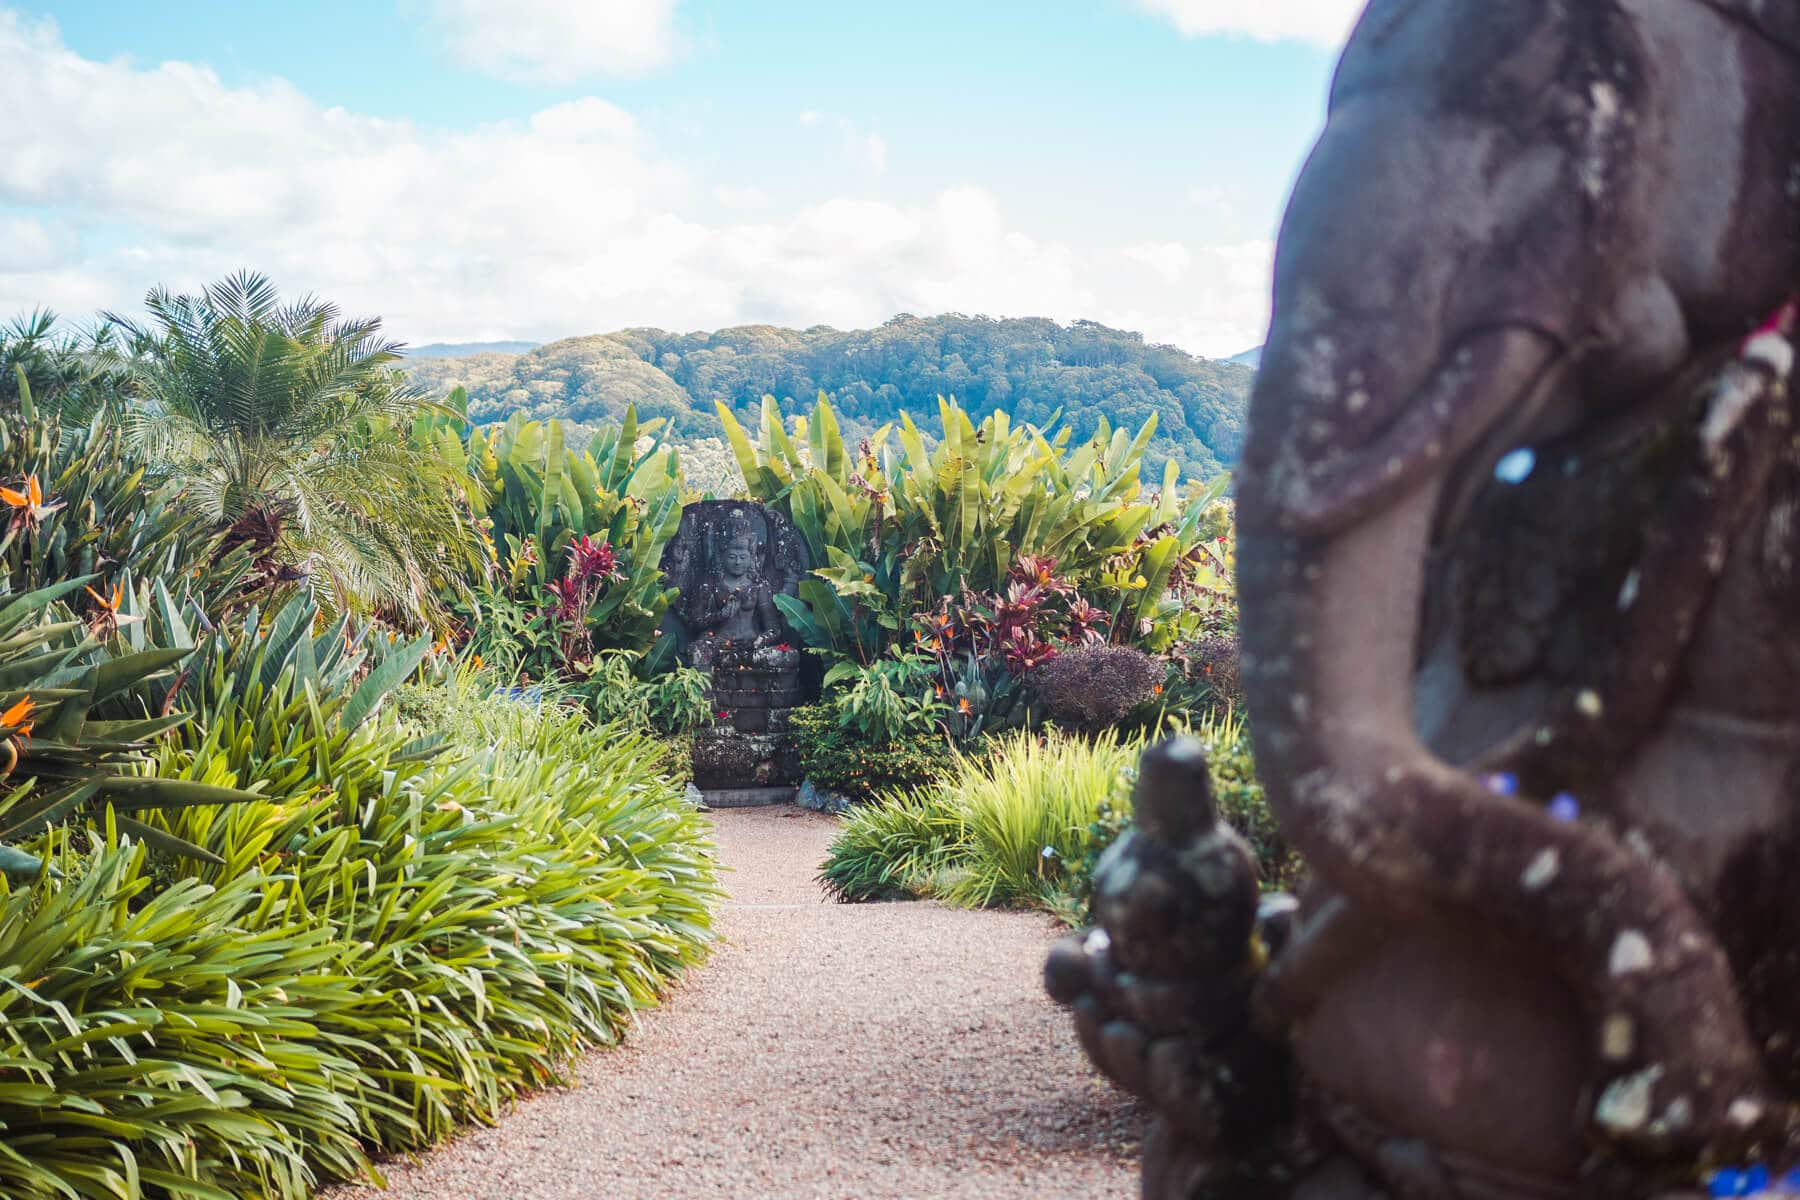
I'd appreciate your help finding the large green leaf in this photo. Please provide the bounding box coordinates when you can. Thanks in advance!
[341,634,431,732]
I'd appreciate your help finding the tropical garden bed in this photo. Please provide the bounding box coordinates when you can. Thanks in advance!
[0,272,1267,1198]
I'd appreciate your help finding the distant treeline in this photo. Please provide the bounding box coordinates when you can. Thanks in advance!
[403,314,1253,475]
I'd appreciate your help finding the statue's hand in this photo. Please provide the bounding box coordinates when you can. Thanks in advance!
[1047,739,1294,1162]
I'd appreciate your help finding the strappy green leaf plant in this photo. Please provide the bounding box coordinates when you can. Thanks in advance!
[0,578,261,876]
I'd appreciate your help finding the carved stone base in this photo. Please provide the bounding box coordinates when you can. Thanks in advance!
[692,658,808,793]
[701,786,798,808]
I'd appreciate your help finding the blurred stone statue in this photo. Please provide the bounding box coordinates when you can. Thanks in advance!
[1048,1,1800,1196]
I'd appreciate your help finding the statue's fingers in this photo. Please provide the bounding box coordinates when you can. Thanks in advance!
[1044,934,1094,1005]
[1141,1119,1233,1200]
[1099,1017,1153,1097]
[1071,995,1116,1081]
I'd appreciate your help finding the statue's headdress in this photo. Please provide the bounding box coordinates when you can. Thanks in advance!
[710,507,761,573]
[723,508,756,545]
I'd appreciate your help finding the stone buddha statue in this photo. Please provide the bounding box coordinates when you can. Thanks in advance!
[681,509,784,671]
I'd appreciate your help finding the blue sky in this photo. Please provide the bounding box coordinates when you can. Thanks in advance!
[4,1,1356,356]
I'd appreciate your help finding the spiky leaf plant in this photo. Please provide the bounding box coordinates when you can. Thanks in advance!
[148,675,719,1156]
[0,578,257,874]
[0,369,226,602]
[818,729,1140,912]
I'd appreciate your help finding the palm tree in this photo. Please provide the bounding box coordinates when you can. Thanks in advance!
[107,272,476,625]
[0,309,136,422]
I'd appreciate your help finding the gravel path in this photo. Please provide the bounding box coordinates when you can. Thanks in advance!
[329,805,1145,1199]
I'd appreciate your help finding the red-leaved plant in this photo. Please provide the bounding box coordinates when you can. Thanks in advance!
[543,535,622,666]
[910,556,1114,739]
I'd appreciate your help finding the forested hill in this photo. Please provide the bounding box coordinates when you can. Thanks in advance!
[402,314,1255,476]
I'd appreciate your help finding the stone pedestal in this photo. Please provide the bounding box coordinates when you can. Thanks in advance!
[689,644,806,805]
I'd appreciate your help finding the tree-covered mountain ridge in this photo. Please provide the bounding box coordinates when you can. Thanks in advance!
[402,314,1255,476]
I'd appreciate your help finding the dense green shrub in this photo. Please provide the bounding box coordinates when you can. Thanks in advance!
[808,787,967,902]
[0,834,375,1200]
[818,730,1139,913]
[822,652,943,742]
[788,702,954,799]
[0,399,209,599]
[1166,632,1244,718]
[574,651,712,735]
[821,716,1298,921]
[1202,711,1301,891]
[0,578,268,875]
[1063,711,1301,922]
[464,409,682,665]
[0,646,720,1197]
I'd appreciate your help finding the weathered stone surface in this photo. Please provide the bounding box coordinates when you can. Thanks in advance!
[691,720,804,794]
[702,786,796,809]
[1049,3,1800,1195]
[662,501,816,800]
[659,501,808,668]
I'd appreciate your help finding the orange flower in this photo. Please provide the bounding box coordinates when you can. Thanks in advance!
[84,583,122,613]
[957,697,972,714]
[0,475,61,528]
[0,475,42,510]
[1,696,35,738]
[83,582,127,636]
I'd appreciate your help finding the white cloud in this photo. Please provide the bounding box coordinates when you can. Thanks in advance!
[712,184,771,211]
[0,216,62,272]
[1186,183,1238,234]
[1105,240,1274,357]
[0,11,1272,358]
[1132,0,1363,47]
[423,0,681,83]
[862,132,888,175]
[1121,240,1193,282]
[799,112,888,175]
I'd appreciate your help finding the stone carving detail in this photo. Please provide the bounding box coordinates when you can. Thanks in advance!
[1050,2,1800,1196]
[660,501,813,804]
